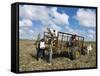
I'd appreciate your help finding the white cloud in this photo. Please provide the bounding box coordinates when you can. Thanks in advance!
[64,26,79,35]
[19,18,34,39]
[76,29,96,41]
[29,29,34,33]
[88,34,94,39]
[19,5,96,41]
[19,29,23,33]
[19,28,34,40]
[74,8,96,27]
[50,7,69,25]
[64,27,95,41]
[19,5,50,24]
[87,29,96,40]
[19,5,70,40]
[88,29,95,35]
[19,19,32,27]
[50,24,62,31]
[19,5,69,27]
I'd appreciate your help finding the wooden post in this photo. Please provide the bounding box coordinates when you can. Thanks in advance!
[49,40,53,63]
[61,34,64,50]
[67,35,68,47]
[78,36,79,47]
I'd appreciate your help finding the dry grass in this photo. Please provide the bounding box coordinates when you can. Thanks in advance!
[19,39,96,72]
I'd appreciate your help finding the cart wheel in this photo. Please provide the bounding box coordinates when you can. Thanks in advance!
[71,47,80,60]
[75,50,80,59]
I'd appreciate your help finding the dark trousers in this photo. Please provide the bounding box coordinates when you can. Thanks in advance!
[37,48,45,60]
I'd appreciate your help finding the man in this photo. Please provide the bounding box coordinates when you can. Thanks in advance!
[37,39,45,61]
[86,44,92,55]
[71,34,77,47]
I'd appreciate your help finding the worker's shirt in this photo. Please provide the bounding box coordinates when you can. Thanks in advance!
[87,45,92,51]
[40,41,45,49]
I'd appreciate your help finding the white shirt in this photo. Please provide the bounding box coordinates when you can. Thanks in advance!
[87,44,92,51]
[40,41,45,49]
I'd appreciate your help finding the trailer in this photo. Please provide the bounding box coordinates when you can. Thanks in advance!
[43,29,84,62]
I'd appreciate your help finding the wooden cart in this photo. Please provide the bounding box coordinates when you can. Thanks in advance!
[44,30,84,62]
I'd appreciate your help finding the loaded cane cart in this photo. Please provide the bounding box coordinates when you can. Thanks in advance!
[43,28,84,62]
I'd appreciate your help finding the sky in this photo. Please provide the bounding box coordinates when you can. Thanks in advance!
[19,4,96,41]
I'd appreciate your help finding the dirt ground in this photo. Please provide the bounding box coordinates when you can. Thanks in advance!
[19,40,97,72]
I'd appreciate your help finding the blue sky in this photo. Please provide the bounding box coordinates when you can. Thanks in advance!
[19,5,96,41]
